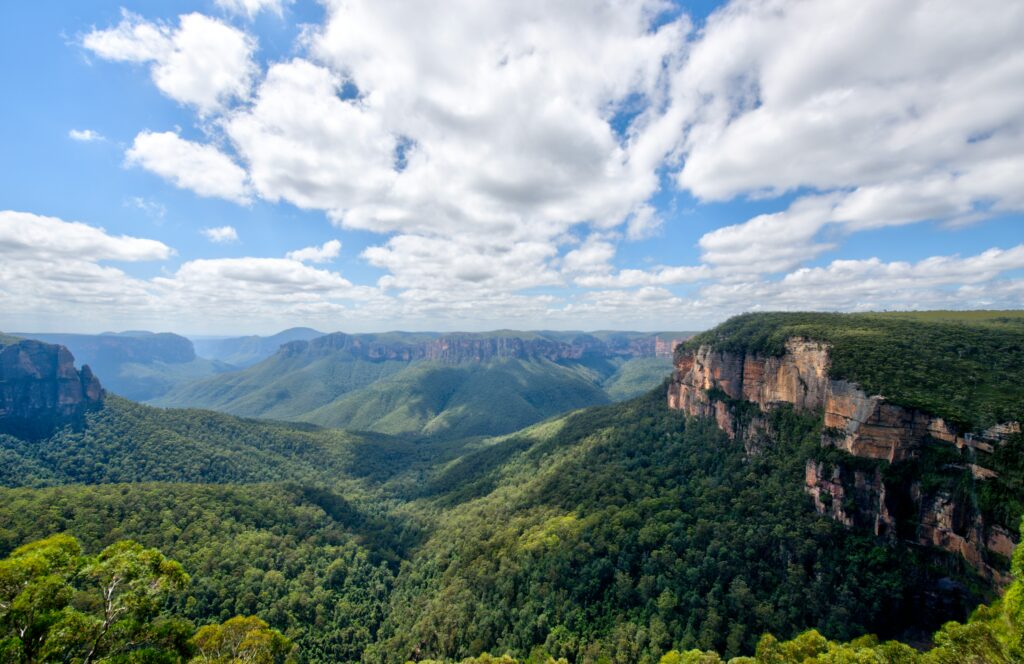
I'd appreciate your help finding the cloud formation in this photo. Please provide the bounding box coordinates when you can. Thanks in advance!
[201,226,239,243]
[126,131,250,203]
[20,0,1023,330]
[83,11,256,114]
[286,240,341,263]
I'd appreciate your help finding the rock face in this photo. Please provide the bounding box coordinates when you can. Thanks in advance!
[282,332,675,365]
[669,339,1019,583]
[0,339,103,439]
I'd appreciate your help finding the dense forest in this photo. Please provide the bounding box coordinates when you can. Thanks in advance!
[1,312,1022,662]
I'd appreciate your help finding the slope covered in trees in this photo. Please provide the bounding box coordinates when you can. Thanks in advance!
[156,331,677,439]
[1,314,1021,662]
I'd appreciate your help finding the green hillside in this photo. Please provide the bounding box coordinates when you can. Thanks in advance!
[154,346,413,420]
[684,311,1024,430]
[0,395,410,488]
[0,389,980,663]
[155,338,675,439]
[302,358,613,438]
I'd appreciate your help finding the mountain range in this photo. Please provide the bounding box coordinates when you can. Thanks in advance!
[1,312,1022,662]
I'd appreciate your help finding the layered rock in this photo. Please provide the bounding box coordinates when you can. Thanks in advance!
[669,339,1019,582]
[0,339,103,439]
[282,332,675,365]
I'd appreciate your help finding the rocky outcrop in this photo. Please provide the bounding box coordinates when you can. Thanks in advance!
[0,339,103,439]
[669,339,1017,458]
[669,339,1019,582]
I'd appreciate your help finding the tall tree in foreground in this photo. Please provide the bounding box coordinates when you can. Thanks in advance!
[0,534,190,663]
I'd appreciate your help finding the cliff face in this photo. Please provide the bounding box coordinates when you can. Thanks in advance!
[0,340,103,439]
[282,332,679,365]
[669,339,1019,583]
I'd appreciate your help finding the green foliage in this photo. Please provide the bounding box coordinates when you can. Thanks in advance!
[303,359,612,439]
[366,392,953,663]
[0,533,190,663]
[683,311,1024,430]
[158,341,673,439]
[189,615,294,664]
[0,396,408,487]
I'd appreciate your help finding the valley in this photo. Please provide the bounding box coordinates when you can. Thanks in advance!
[1,311,1022,662]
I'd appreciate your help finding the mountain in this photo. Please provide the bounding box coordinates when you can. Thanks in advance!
[669,311,1024,583]
[2,313,1021,662]
[15,331,233,401]
[156,330,692,437]
[191,326,326,367]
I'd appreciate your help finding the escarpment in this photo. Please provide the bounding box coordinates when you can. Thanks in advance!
[282,332,691,365]
[0,339,103,439]
[668,337,1020,583]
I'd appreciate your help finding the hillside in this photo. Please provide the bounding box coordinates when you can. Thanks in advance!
[191,326,326,367]
[16,331,233,401]
[1,316,1021,662]
[156,331,683,438]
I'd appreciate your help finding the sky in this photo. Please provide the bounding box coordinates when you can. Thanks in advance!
[1,0,1022,335]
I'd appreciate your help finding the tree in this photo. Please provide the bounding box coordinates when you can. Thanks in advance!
[0,534,190,663]
[189,615,294,664]
[0,534,81,663]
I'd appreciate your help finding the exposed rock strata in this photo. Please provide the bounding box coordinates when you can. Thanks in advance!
[669,339,1019,582]
[282,332,683,365]
[0,339,103,439]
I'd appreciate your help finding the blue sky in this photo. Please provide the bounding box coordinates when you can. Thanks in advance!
[1,0,1021,334]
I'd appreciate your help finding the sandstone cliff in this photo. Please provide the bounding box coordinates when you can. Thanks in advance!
[281,332,681,365]
[668,338,1019,582]
[0,339,103,439]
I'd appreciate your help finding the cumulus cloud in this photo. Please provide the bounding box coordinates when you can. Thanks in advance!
[83,11,256,114]
[670,0,1024,231]
[214,0,290,18]
[286,239,341,263]
[575,265,711,289]
[201,226,239,243]
[69,128,104,142]
[0,210,385,331]
[0,211,170,322]
[0,210,171,262]
[55,0,1024,329]
[126,131,251,203]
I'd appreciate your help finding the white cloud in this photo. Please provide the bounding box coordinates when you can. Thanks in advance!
[201,226,239,243]
[56,1,1024,330]
[694,246,1024,315]
[363,234,560,293]
[0,210,171,262]
[697,195,840,275]
[562,236,617,275]
[225,59,395,215]
[575,265,710,289]
[69,128,104,142]
[0,211,170,322]
[126,131,250,203]
[214,0,290,18]
[670,0,1024,233]
[286,239,341,263]
[84,11,256,114]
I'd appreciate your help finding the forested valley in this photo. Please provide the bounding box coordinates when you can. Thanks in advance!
[1,312,1023,663]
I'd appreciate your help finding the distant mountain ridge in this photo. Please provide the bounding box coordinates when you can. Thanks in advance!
[192,327,325,367]
[156,330,693,438]
[15,331,232,401]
